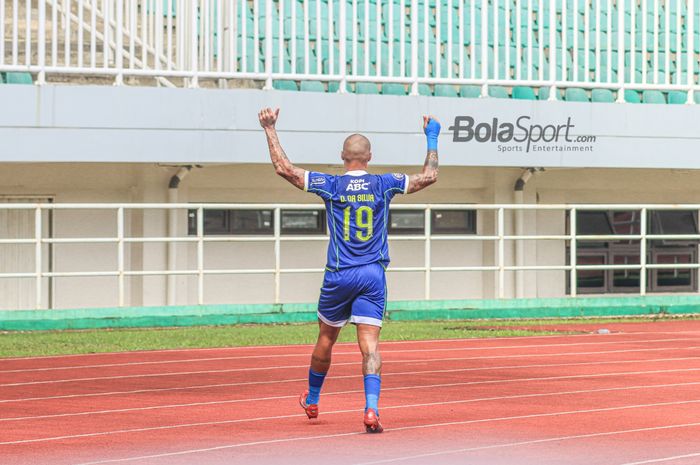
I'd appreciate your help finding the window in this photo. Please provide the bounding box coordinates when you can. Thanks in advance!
[431,210,477,235]
[569,209,698,294]
[281,210,326,235]
[388,210,425,235]
[188,209,273,235]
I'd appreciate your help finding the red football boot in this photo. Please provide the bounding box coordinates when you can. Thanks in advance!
[363,408,384,433]
[299,391,318,419]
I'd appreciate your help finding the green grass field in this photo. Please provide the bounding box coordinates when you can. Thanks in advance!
[0,315,687,358]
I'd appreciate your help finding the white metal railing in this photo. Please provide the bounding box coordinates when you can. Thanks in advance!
[2,1,699,99]
[0,202,699,310]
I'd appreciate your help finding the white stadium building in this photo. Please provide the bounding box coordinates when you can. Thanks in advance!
[2,0,700,321]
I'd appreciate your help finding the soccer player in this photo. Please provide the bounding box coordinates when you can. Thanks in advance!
[259,107,440,433]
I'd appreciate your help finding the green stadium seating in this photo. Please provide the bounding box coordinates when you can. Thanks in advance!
[434,84,459,97]
[459,85,482,98]
[565,88,589,102]
[4,72,32,84]
[624,89,642,103]
[418,84,432,96]
[0,73,5,84]
[642,90,666,104]
[272,80,298,91]
[382,83,407,95]
[355,82,380,94]
[667,91,689,105]
[488,86,510,99]
[231,0,697,104]
[512,86,536,100]
[591,89,615,103]
[300,80,326,92]
[538,87,561,100]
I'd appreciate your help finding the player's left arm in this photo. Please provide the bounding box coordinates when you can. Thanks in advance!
[259,107,306,190]
[407,115,440,194]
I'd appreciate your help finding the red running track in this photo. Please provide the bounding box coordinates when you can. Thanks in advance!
[2,320,700,465]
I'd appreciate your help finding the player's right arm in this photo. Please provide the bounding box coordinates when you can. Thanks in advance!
[259,107,306,190]
[407,116,440,194]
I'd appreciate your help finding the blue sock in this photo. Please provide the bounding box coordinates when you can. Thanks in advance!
[364,374,381,414]
[306,369,326,405]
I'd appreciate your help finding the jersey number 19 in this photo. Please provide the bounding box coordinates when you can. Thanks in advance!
[343,206,373,242]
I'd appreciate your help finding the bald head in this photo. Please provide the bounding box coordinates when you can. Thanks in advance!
[341,133,372,167]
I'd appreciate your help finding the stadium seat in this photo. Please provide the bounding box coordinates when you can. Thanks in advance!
[642,90,666,104]
[328,81,340,93]
[538,87,562,100]
[624,89,642,103]
[355,82,380,94]
[0,73,4,84]
[300,80,326,92]
[459,85,482,98]
[512,86,536,100]
[434,84,458,97]
[488,86,510,99]
[272,80,298,91]
[4,72,32,84]
[591,89,616,103]
[565,88,590,102]
[418,84,432,96]
[382,83,407,95]
[667,91,688,105]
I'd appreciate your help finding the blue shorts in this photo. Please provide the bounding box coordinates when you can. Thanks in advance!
[317,262,387,328]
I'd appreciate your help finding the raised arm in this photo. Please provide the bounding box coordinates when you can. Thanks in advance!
[407,115,440,194]
[259,107,306,190]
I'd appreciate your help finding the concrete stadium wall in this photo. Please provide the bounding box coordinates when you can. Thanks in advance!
[2,163,700,309]
[3,85,700,310]
[4,84,700,168]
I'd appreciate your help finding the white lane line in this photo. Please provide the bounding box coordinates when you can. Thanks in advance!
[353,424,700,465]
[3,355,700,422]
[2,345,699,403]
[1,337,694,386]
[69,401,700,465]
[5,334,698,374]
[1,328,695,363]
[617,453,700,465]
[3,368,700,445]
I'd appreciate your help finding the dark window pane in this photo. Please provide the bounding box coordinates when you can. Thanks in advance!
[610,211,640,236]
[389,210,425,235]
[577,255,606,289]
[230,210,273,234]
[281,210,326,235]
[576,211,613,235]
[612,253,640,288]
[650,211,698,235]
[188,209,273,235]
[655,253,692,287]
[432,210,476,235]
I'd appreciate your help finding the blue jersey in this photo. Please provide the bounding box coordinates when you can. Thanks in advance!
[305,170,409,270]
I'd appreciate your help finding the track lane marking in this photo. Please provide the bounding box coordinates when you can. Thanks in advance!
[67,401,700,464]
[617,452,700,465]
[3,368,700,445]
[2,345,699,403]
[3,355,700,422]
[3,336,699,373]
[1,337,696,386]
[353,424,700,465]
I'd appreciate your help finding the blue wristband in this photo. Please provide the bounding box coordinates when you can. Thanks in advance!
[425,119,441,151]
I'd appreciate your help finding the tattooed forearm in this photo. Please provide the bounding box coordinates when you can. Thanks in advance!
[264,127,306,190]
[407,149,439,194]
